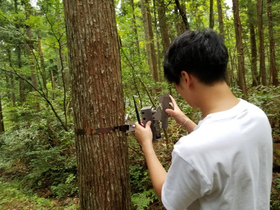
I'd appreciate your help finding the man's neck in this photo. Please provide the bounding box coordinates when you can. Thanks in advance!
[196,82,240,118]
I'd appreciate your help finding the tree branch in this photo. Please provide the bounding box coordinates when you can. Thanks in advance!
[174,0,190,30]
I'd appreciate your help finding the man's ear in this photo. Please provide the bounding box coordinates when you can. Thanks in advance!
[181,71,191,86]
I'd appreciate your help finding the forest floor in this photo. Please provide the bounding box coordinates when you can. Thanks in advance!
[0,176,79,210]
[1,153,280,209]
[1,161,280,209]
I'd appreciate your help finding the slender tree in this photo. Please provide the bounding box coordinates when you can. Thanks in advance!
[174,0,190,31]
[157,0,170,53]
[217,0,224,38]
[249,23,258,86]
[38,32,47,91]
[209,0,214,28]
[247,0,259,86]
[0,95,4,133]
[130,0,141,58]
[63,0,132,209]
[25,0,39,111]
[140,0,159,81]
[174,4,186,35]
[267,0,278,86]
[14,0,25,103]
[256,0,266,86]
[153,0,162,81]
[7,49,16,105]
[232,0,247,95]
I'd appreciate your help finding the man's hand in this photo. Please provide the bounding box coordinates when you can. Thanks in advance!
[135,121,153,149]
[165,95,197,133]
[165,95,189,125]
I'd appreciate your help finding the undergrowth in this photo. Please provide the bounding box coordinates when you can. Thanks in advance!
[0,177,78,210]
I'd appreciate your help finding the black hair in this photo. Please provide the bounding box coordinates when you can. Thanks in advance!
[164,29,228,85]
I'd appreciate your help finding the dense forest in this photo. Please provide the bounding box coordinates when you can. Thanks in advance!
[0,0,280,209]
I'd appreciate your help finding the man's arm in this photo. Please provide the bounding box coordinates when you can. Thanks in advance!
[135,121,166,199]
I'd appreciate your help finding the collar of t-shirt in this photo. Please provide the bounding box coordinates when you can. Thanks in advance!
[194,98,245,131]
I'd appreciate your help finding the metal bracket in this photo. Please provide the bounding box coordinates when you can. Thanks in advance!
[140,94,169,140]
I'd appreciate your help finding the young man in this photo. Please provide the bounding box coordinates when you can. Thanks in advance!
[135,29,272,210]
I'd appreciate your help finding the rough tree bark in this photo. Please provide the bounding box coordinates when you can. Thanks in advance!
[25,0,39,111]
[7,49,16,105]
[232,0,247,95]
[14,0,25,103]
[0,95,4,133]
[174,5,186,35]
[157,0,170,53]
[256,0,266,86]
[216,0,224,38]
[249,23,258,86]
[267,0,278,86]
[130,0,140,58]
[247,0,259,86]
[153,0,162,81]
[63,0,132,209]
[209,0,214,29]
[140,0,159,82]
[38,32,47,91]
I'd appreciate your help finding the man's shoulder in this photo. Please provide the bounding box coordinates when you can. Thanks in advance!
[238,99,271,128]
[239,99,267,117]
[173,132,213,160]
[196,99,269,130]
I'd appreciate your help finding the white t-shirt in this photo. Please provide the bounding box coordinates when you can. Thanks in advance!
[161,99,273,210]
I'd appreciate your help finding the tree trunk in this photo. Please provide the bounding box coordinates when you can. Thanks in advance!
[50,68,56,99]
[232,0,247,95]
[0,95,4,133]
[16,44,25,103]
[174,5,185,35]
[63,0,132,209]
[228,51,235,86]
[209,0,214,29]
[174,0,190,31]
[10,73,16,106]
[153,0,162,81]
[7,49,16,105]
[267,0,278,86]
[130,0,140,58]
[14,0,25,103]
[247,0,259,86]
[54,12,70,92]
[140,0,158,82]
[25,1,39,111]
[256,0,266,86]
[38,32,47,91]
[249,23,258,86]
[157,0,170,53]
[216,0,224,38]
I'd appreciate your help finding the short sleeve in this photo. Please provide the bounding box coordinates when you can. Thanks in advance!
[161,151,210,210]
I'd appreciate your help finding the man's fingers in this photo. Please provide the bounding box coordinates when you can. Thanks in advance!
[146,121,152,128]
[169,95,176,103]
[135,121,151,128]
[169,95,178,108]
[165,109,174,117]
